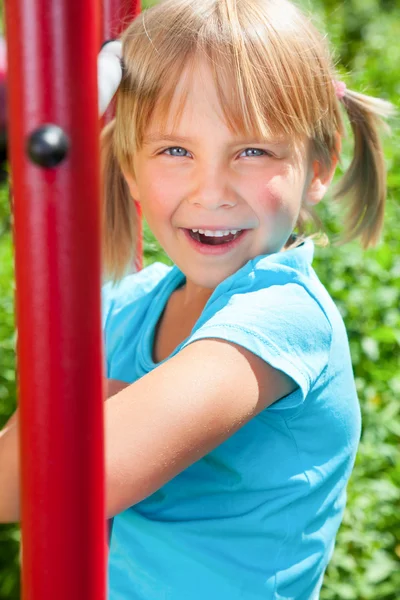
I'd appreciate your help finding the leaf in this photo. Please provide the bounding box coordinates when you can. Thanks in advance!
[361,337,380,361]
[370,326,400,345]
[364,551,398,584]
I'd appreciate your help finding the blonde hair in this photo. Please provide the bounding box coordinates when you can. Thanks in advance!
[101,0,394,282]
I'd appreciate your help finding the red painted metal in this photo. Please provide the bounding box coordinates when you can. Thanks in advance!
[103,0,141,39]
[5,0,106,598]
[102,0,143,272]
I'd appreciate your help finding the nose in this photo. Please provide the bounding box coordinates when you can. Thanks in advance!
[187,164,237,210]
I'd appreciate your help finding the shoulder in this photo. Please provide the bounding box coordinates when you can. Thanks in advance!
[183,242,334,410]
[101,261,172,329]
[195,240,333,338]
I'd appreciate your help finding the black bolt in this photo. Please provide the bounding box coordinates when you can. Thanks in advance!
[27,124,69,168]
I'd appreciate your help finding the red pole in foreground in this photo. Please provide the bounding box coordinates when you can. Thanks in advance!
[5,0,106,598]
[102,0,143,272]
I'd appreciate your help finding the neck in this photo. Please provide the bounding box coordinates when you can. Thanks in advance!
[175,280,213,310]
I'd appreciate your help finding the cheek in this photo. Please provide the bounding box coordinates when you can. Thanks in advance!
[254,179,287,215]
[139,179,184,232]
[141,172,175,211]
[258,170,304,214]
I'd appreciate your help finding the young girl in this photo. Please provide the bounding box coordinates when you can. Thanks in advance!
[0,0,394,598]
[98,0,395,597]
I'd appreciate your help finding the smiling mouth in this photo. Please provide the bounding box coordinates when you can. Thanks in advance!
[187,230,244,245]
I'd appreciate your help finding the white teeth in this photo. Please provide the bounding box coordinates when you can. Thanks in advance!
[191,228,242,237]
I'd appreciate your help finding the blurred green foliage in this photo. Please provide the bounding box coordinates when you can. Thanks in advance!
[1,0,400,598]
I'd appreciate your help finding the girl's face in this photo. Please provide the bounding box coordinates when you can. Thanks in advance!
[124,60,334,293]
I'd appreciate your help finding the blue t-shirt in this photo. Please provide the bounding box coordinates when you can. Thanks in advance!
[102,240,361,600]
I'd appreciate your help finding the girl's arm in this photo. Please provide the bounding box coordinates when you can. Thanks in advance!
[0,410,20,522]
[104,338,296,518]
[0,380,129,522]
[0,341,296,522]
[0,409,19,435]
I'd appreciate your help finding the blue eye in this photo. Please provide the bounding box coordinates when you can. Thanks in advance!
[240,148,268,157]
[161,147,270,158]
[163,147,191,157]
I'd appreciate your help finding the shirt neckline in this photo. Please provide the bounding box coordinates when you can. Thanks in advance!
[139,266,187,371]
[139,238,313,371]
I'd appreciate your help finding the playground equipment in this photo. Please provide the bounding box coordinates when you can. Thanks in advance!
[4,0,140,597]
[0,36,7,182]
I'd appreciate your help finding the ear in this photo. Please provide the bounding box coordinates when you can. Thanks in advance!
[305,135,341,206]
[122,169,140,202]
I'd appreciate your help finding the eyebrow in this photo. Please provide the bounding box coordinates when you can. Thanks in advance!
[143,134,194,145]
[142,133,288,146]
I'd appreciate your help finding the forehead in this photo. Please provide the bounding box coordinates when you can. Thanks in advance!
[147,58,229,136]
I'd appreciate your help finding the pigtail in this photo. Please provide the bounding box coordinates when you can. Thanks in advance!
[100,119,137,283]
[334,89,395,248]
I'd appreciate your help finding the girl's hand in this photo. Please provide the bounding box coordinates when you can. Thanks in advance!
[106,379,130,400]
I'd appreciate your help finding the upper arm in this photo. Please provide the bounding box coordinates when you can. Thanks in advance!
[104,338,296,518]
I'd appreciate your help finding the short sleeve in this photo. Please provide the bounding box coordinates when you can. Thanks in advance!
[183,282,332,411]
[100,262,172,377]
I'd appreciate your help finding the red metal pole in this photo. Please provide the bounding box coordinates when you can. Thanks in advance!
[102,0,141,39]
[102,0,143,272]
[5,0,106,598]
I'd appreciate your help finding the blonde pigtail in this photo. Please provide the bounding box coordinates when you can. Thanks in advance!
[100,119,137,283]
[334,89,395,248]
